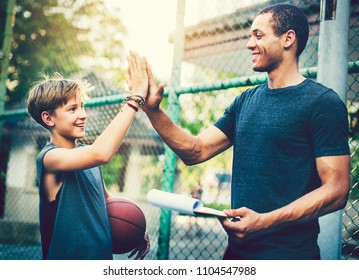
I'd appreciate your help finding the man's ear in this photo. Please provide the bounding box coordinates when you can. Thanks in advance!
[283,29,296,50]
[41,111,55,127]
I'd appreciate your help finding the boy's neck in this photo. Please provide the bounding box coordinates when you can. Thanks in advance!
[50,135,77,149]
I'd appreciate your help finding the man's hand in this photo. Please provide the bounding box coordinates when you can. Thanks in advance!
[128,232,150,260]
[219,207,266,244]
[142,59,165,112]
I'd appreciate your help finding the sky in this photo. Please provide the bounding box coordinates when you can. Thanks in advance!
[106,0,179,81]
[105,0,268,82]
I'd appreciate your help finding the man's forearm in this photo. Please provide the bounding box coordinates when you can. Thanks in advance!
[261,181,349,230]
[144,107,202,165]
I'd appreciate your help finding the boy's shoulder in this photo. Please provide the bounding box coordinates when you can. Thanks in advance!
[36,142,88,165]
[37,142,56,160]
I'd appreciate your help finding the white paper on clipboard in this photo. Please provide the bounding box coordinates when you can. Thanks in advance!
[147,189,227,217]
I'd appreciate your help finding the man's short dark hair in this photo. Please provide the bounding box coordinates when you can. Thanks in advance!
[258,3,309,57]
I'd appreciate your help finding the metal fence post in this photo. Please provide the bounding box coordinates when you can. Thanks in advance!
[316,0,350,260]
[0,0,16,219]
[0,0,16,131]
[156,0,186,260]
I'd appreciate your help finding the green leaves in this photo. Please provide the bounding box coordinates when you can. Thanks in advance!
[0,0,126,106]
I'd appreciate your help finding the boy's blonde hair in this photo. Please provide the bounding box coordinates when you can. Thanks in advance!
[26,73,92,129]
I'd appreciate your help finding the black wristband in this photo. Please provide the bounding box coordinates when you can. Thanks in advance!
[126,95,145,106]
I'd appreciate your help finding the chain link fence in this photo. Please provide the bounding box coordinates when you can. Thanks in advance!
[0,0,358,260]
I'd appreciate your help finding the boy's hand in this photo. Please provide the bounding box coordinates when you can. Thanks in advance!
[126,51,149,99]
[142,59,165,112]
[127,232,150,260]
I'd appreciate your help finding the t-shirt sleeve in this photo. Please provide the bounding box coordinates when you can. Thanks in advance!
[214,95,241,143]
[309,90,350,157]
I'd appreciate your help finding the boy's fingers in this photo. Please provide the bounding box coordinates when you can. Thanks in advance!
[131,53,137,74]
[133,52,143,74]
[125,77,132,91]
[131,52,148,79]
[128,249,136,258]
[129,51,139,74]
[127,53,136,75]
[139,56,148,77]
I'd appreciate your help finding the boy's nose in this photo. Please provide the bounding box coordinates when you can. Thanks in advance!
[79,109,87,119]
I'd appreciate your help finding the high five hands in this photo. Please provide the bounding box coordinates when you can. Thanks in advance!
[126,51,164,111]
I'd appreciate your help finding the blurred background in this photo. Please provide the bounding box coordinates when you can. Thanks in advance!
[0,0,358,260]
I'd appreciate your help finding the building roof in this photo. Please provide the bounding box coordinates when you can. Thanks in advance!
[171,0,322,75]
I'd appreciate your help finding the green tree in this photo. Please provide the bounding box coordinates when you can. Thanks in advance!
[0,0,126,107]
[101,154,125,189]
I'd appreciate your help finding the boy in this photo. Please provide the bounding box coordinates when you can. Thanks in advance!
[26,52,150,260]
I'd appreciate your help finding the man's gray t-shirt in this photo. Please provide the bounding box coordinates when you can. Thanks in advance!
[215,79,349,259]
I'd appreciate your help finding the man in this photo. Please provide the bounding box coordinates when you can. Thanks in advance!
[129,3,350,259]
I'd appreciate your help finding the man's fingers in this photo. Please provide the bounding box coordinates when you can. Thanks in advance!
[145,58,155,84]
[224,207,249,218]
[156,84,165,96]
[223,209,236,217]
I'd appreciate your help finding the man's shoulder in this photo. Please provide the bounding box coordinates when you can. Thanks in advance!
[302,79,337,95]
[304,79,344,104]
[234,84,265,101]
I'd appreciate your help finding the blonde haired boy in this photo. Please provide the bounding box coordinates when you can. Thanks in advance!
[26,52,149,260]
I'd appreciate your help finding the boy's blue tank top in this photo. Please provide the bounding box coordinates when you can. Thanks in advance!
[36,142,113,260]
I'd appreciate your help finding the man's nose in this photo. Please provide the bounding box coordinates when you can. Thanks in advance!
[246,36,255,50]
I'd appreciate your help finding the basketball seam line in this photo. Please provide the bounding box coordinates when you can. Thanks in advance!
[107,201,142,211]
[109,216,146,232]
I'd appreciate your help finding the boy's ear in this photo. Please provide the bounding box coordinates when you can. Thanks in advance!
[41,111,55,127]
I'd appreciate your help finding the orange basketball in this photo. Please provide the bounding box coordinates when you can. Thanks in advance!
[106,197,146,254]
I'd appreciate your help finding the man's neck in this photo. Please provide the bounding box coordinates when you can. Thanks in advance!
[267,59,305,89]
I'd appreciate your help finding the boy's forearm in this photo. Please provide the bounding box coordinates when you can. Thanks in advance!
[92,101,138,163]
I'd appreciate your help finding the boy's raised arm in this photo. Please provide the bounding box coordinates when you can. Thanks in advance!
[44,52,149,172]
